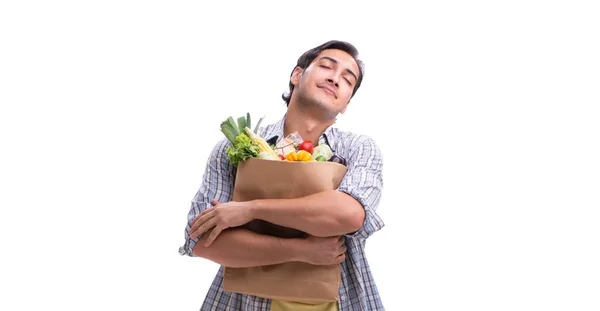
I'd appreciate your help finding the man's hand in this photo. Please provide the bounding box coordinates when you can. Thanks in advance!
[189,200,254,247]
[297,235,347,265]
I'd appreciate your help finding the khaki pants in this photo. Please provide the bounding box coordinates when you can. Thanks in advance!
[270,300,339,311]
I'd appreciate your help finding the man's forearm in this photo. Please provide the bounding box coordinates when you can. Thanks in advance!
[192,227,302,267]
[250,190,365,237]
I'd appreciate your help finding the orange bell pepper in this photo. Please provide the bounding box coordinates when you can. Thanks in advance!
[285,150,313,162]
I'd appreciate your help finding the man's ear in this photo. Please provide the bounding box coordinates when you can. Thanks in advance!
[291,67,303,86]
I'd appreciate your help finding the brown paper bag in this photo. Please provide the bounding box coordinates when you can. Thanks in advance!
[222,158,348,304]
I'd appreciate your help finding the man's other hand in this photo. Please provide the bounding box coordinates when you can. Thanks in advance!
[297,235,347,265]
[189,200,254,247]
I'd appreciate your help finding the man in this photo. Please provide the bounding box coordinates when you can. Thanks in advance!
[179,40,385,311]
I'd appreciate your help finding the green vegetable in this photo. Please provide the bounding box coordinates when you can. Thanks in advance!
[237,116,247,134]
[225,133,259,166]
[257,151,273,159]
[220,113,269,166]
[315,155,327,162]
[220,117,240,143]
[312,144,333,161]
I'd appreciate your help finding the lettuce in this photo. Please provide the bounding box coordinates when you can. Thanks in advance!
[226,133,260,167]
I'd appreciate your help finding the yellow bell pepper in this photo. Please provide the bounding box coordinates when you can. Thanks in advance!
[285,150,313,162]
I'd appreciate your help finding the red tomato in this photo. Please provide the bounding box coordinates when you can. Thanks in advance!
[298,140,313,154]
[278,154,285,160]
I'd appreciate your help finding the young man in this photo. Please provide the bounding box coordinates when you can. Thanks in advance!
[179,40,385,311]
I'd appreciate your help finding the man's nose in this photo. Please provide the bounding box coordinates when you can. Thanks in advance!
[326,77,339,88]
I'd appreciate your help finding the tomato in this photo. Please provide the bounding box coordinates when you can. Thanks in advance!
[298,140,313,154]
[278,154,285,160]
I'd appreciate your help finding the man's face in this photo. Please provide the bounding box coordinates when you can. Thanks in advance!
[291,49,360,117]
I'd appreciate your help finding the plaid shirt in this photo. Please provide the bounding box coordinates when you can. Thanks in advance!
[179,114,386,310]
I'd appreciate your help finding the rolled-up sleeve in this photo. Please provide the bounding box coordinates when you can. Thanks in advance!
[337,136,385,240]
[178,139,236,257]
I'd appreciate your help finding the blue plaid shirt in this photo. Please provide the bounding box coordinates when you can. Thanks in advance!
[179,114,386,310]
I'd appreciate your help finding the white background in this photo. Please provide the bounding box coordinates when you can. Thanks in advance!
[1,1,599,310]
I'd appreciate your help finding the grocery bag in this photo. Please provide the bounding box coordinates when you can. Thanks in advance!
[222,157,348,304]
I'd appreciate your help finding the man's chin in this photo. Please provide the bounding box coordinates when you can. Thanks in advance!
[311,94,335,107]
[297,93,337,114]
[309,103,339,119]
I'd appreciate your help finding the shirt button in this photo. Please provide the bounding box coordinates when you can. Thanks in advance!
[341,296,345,300]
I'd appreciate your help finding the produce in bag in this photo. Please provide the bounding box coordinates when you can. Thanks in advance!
[285,150,313,162]
[219,113,280,166]
[274,131,303,157]
[312,143,333,162]
[272,131,347,166]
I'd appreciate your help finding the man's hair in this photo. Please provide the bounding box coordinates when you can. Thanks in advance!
[282,40,365,106]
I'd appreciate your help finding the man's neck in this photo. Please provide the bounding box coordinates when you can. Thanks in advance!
[283,105,335,146]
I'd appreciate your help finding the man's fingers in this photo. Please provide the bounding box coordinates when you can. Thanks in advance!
[204,226,225,247]
[190,215,216,239]
[332,245,347,264]
[200,207,214,216]
[191,202,219,230]
[211,199,221,206]
[194,217,218,239]
[190,209,215,233]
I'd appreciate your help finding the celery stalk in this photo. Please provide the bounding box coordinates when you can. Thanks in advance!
[237,116,247,134]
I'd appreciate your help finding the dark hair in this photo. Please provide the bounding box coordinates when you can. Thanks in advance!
[282,40,365,106]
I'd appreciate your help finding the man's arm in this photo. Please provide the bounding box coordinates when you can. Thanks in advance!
[250,190,365,237]
[193,227,347,267]
[192,227,302,267]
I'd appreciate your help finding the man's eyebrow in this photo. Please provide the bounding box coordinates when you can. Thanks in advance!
[318,56,358,82]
